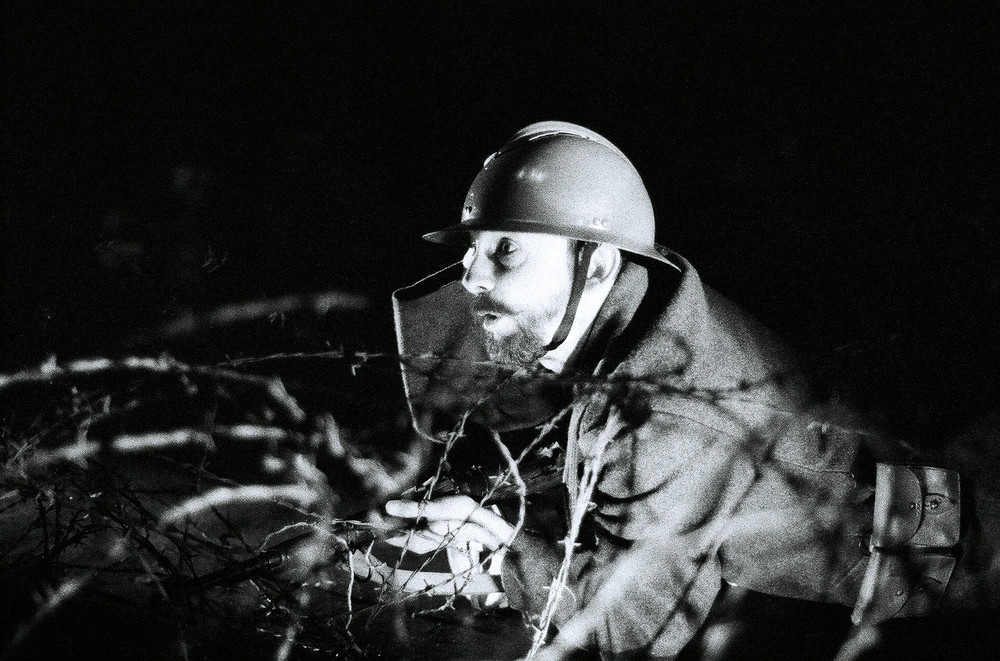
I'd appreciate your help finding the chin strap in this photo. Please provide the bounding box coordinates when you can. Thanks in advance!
[544,241,598,352]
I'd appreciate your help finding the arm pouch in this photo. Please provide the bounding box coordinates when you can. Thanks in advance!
[851,463,961,625]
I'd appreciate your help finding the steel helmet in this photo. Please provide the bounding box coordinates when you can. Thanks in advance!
[423,121,679,272]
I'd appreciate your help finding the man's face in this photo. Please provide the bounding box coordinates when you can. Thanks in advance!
[461,231,574,367]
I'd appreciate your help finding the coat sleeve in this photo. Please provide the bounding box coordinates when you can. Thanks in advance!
[501,405,758,658]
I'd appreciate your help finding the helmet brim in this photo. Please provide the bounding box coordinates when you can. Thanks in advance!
[423,220,681,272]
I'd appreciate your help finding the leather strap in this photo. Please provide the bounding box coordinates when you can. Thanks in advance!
[544,241,597,351]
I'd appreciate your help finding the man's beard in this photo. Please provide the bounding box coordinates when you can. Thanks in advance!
[472,296,565,369]
[483,323,546,368]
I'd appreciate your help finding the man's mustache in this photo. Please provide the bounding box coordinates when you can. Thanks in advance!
[470,296,517,317]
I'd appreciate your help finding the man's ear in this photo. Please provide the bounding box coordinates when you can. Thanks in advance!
[586,244,622,285]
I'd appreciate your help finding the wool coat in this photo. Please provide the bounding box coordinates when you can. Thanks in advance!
[393,252,993,658]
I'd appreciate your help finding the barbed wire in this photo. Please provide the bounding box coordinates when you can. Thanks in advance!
[0,347,962,660]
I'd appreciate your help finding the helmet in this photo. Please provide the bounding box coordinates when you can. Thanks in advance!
[423,121,679,271]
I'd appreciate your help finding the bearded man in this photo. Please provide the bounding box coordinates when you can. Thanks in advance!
[385,122,996,659]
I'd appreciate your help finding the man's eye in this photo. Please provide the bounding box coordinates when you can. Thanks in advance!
[496,240,517,256]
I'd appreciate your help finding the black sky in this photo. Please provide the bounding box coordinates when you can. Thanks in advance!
[4,4,999,429]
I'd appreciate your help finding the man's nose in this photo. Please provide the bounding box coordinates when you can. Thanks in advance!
[461,253,495,294]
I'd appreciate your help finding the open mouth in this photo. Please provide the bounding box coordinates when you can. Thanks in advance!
[478,312,501,327]
[472,299,512,328]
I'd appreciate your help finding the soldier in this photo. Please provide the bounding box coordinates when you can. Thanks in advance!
[386,122,996,659]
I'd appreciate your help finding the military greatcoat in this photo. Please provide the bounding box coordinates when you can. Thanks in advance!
[393,252,997,658]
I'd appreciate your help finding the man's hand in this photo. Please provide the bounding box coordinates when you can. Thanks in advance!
[384,494,515,554]
[384,494,512,606]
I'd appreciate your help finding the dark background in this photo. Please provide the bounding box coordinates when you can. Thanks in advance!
[4,3,999,439]
[3,6,1000,659]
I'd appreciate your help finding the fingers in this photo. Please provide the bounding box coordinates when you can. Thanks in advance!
[446,541,482,575]
[385,494,478,521]
[384,495,516,550]
[385,518,505,553]
[384,498,423,519]
[428,520,505,548]
[384,530,443,554]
